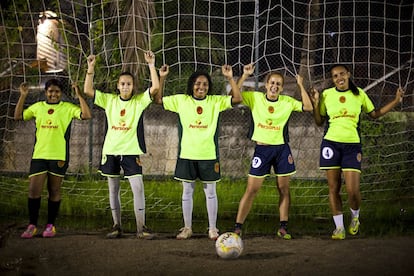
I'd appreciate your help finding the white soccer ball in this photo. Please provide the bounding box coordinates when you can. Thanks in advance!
[215,232,244,259]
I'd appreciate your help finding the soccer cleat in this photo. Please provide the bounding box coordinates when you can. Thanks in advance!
[331,227,346,240]
[348,217,360,235]
[176,227,192,240]
[42,224,56,238]
[277,228,292,240]
[21,224,37,239]
[137,225,155,240]
[208,228,219,240]
[106,224,122,239]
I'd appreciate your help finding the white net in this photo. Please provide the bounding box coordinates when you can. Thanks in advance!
[0,0,413,226]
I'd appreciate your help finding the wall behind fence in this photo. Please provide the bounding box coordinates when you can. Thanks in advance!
[4,102,325,179]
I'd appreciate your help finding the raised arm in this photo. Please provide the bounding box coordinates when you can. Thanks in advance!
[144,51,160,98]
[154,64,169,105]
[72,83,92,120]
[310,87,324,126]
[368,87,404,119]
[296,75,313,112]
[84,55,96,98]
[14,82,29,120]
[222,64,242,105]
[237,63,255,89]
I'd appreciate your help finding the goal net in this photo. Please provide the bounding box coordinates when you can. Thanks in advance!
[0,0,413,224]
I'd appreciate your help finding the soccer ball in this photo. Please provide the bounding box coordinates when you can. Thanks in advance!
[215,232,244,259]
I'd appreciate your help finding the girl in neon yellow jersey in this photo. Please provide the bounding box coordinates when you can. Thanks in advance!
[311,64,404,240]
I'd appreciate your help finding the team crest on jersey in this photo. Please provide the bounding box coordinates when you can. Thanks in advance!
[288,154,294,164]
[214,162,220,173]
[57,160,65,168]
[197,106,203,114]
[120,109,126,116]
[48,109,54,114]
[339,96,346,103]
[268,106,274,113]
[46,119,52,125]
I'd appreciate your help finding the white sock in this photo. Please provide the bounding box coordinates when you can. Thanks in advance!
[108,177,121,226]
[181,181,195,228]
[129,175,145,232]
[203,182,218,230]
[350,208,360,219]
[333,214,344,229]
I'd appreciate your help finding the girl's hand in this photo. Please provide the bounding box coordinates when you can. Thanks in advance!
[19,82,29,96]
[222,64,233,79]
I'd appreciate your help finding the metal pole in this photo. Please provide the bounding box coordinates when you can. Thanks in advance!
[254,0,259,90]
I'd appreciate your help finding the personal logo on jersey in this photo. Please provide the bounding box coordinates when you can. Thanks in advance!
[197,106,203,114]
[356,152,362,162]
[339,96,346,103]
[120,109,126,116]
[252,156,262,168]
[268,106,274,113]
[57,160,65,168]
[266,119,273,126]
[214,162,220,173]
[48,109,54,115]
[288,154,294,164]
[322,146,334,160]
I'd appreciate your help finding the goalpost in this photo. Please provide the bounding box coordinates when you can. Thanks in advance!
[0,0,413,223]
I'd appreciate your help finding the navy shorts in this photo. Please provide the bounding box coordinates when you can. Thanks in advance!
[29,159,68,178]
[174,158,221,182]
[319,139,362,172]
[99,155,143,178]
[249,144,296,177]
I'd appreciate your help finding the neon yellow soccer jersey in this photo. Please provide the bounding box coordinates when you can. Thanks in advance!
[94,89,152,155]
[242,92,303,145]
[23,101,82,160]
[163,94,232,160]
[319,87,375,143]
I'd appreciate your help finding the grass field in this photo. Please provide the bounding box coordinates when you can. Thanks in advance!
[1,175,413,237]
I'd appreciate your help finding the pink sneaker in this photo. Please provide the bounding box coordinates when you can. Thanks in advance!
[42,224,56,238]
[21,224,37,239]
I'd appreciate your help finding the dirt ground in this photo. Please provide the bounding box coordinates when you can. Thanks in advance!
[1,224,413,276]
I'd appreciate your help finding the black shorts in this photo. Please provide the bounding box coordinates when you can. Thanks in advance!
[99,155,143,178]
[319,139,362,172]
[29,159,68,178]
[174,158,221,182]
[249,144,296,177]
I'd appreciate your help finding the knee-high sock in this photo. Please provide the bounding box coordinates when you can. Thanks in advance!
[182,181,195,228]
[203,182,218,230]
[47,199,61,225]
[129,175,145,232]
[108,177,121,226]
[28,197,41,226]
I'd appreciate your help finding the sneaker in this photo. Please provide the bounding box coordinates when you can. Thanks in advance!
[137,225,155,240]
[348,217,360,235]
[176,227,192,240]
[21,224,37,239]
[277,228,292,240]
[42,224,56,238]
[208,228,219,240]
[106,224,122,239]
[331,227,346,240]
